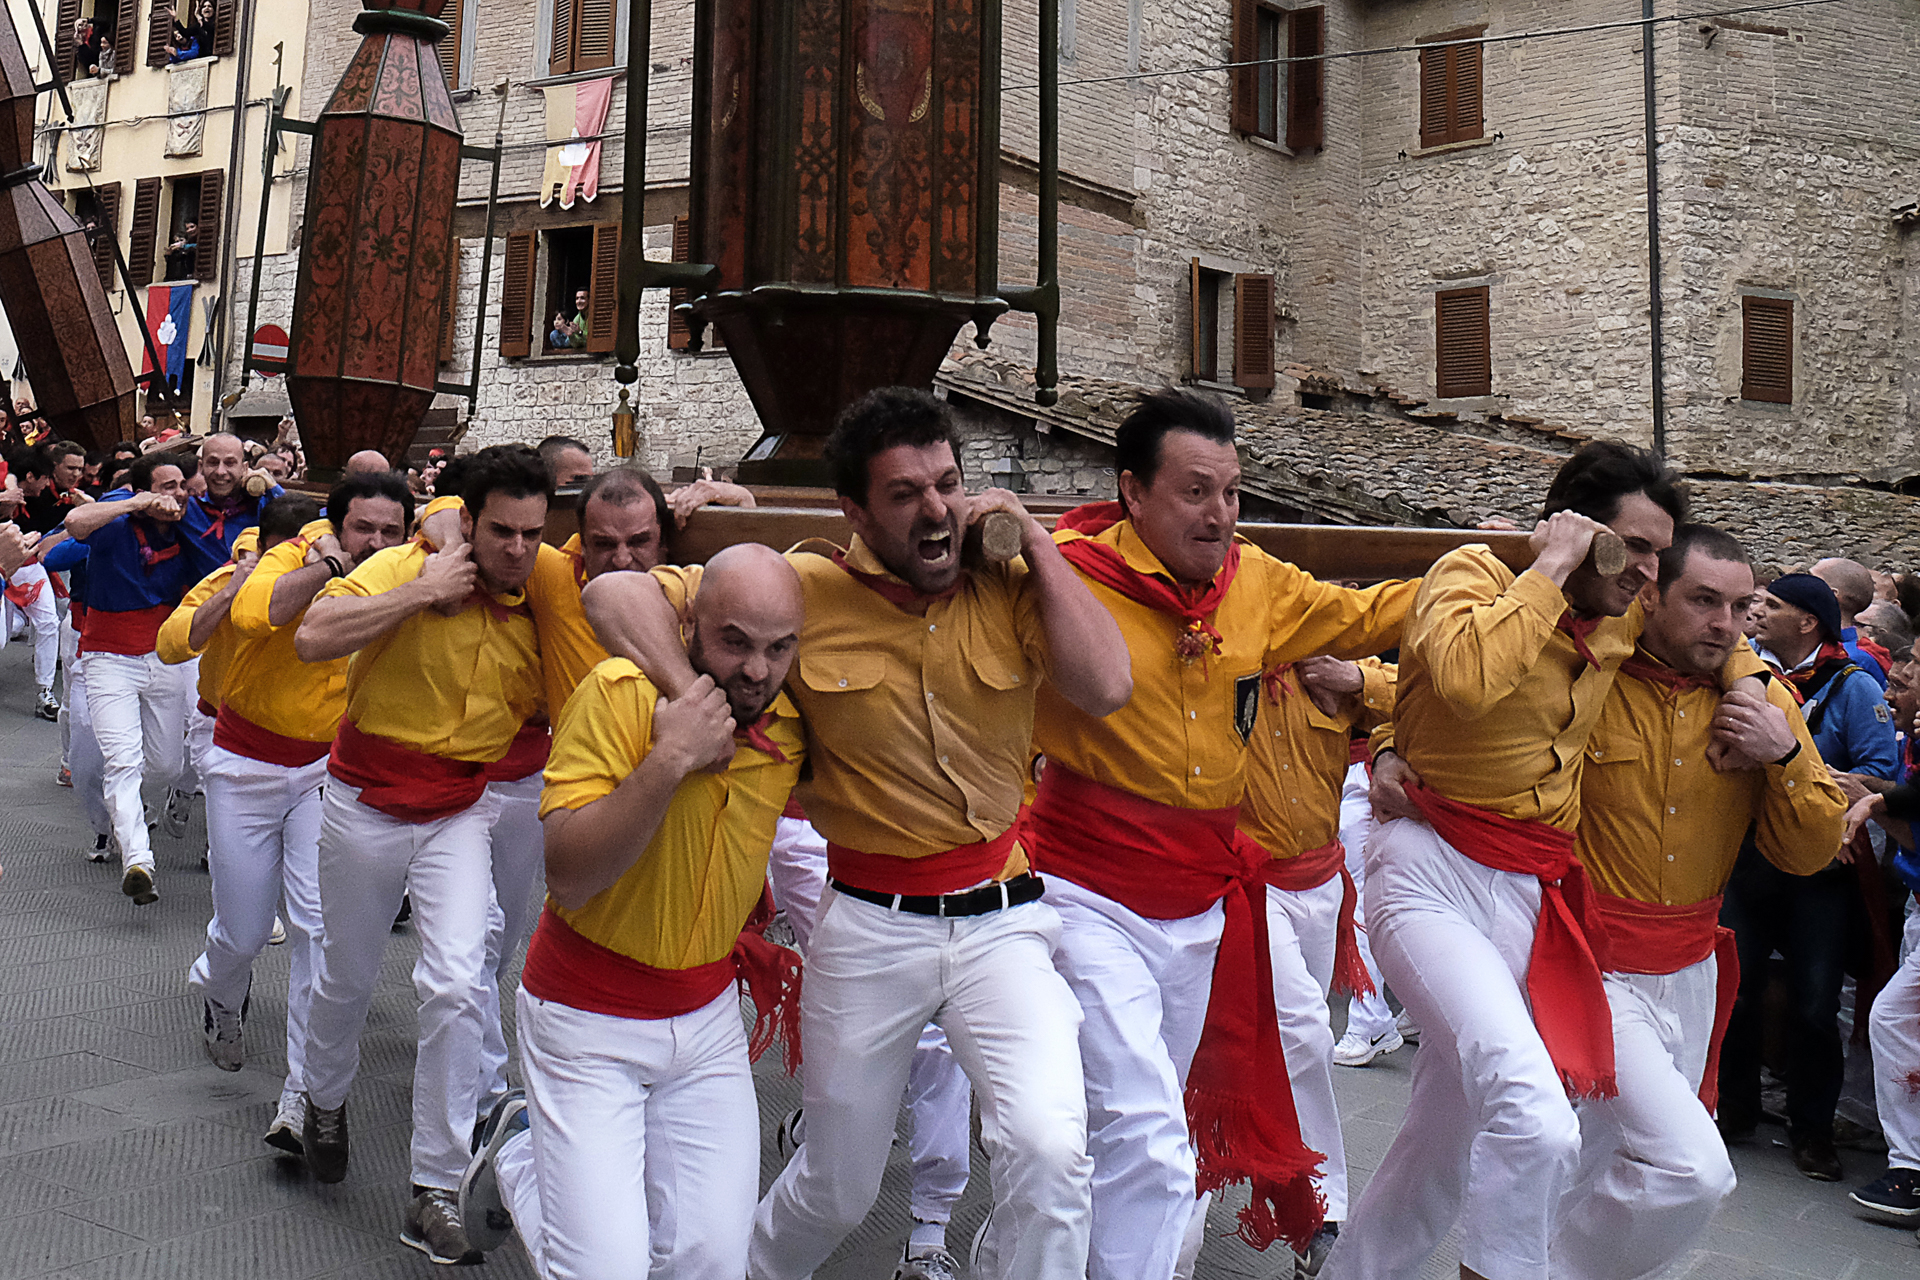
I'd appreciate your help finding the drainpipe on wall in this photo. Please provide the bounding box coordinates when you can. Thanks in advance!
[1642,0,1667,456]
[211,0,258,418]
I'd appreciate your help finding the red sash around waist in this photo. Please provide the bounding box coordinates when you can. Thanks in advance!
[196,697,217,718]
[215,703,330,768]
[521,894,803,1072]
[826,820,1022,897]
[1348,738,1370,767]
[1594,891,1739,1112]
[1407,783,1618,1100]
[1027,765,1324,1254]
[1255,838,1374,1000]
[328,718,488,824]
[77,603,173,656]
[484,720,552,783]
[781,796,807,821]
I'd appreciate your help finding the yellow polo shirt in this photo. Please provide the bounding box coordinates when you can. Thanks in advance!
[156,528,259,706]
[315,540,542,762]
[539,659,804,969]
[1576,654,1846,905]
[1239,659,1395,860]
[653,534,1051,869]
[1037,518,1415,810]
[225,524,350,744]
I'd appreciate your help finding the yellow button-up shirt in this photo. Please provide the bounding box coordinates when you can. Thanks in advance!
[1240,660,1395,860]
[654,534,1052,868]
[225,524,350,744]
[1576,654,1847,905]
[1391,545,1768,830]
[1036,519,1415,811]
[156,528,259,705]
[315,540,542,762]
[539,659,805,969]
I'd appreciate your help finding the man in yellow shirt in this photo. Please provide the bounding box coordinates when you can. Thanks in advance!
[1549,524,1845,1280]
[293,446,549,1266]
[196,474,412,1151]
[454,544,805,1277]
[1328,444,1766,1280]
[583,387,1133,1280]
[1236,655,1395,1272]
[1025,389,1416,1278]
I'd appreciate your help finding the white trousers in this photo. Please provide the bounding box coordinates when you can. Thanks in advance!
[1872,904,1920,1171]
[63,651,111,837]
[748,890,1091,1280]
[1047,875,1221,1280]
[82,650,192,869]
[1266,878,1351,1220]
[766,815,973,1225]
[179,689,213,796]
[1338,763,1395,1040]
[58,610,79,768]
[303,781,499,1190]
[2,562,59,690]
[1323,818,1581,1280]
[497,986,759,1280]
[480,773,547,1107]
[187,746,327,1094]
[1551,959,1734,1280]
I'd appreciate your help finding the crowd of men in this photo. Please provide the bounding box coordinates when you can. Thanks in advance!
[0,389,1917,1280]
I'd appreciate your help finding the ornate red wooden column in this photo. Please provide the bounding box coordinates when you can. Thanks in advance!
[285,0,460,481]
[0,9,137,450]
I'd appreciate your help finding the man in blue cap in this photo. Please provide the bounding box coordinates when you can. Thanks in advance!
[1717,571,1898,1180]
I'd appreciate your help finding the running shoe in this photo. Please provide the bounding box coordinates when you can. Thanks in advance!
[892,1244,959,1280]
[459,1090,529,1254]
[121,865,157,905]
[402,1187,481,1265]
[1850,1167,1920,1220]
[264,1090,306,1155]
[1332,1026,1403,1067]
[160,788,192,839]
[201,998,244,1071]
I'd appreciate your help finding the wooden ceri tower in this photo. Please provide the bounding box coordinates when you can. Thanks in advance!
[286,0,460,481]
[617,0,1061,487]
[0,9,137,450]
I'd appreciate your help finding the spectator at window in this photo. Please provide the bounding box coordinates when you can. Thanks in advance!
[71,18,99,76]
[164,221,198,280]
[549,287,590,350]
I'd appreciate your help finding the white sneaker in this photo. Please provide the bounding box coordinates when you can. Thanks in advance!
[160,788,193,839]
[201,998,244,1071]
[264,1090,306,1154]
[85,833,112,863]
[269,916,287,945]
[893,1245,959,1280]
[1395,1008,1421,1044]
[1333,1026,1404,1067]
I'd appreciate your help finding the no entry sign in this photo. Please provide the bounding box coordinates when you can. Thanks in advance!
[251,323,289,376]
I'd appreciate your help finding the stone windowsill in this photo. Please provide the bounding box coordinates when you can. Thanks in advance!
[1406,135,1495,161]
[523,349,609,363]
[522,68,629,91]
[1245,133,1296,159]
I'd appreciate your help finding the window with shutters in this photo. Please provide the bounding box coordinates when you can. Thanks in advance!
[155,172,220,281]
[1434,287,1492,398]
[1234,273,1276,390]
[1418,28,1484,149]
[498,231,536,358]
[1230,3,1322,151]
[126,175,162,284]
[112,0,138,74]
[1190,260,1225,384]
[1741,295,1793,404]
[548,0,617,77]
[437,0,470,90]
[541,226,596,351]
[73,182,121,292]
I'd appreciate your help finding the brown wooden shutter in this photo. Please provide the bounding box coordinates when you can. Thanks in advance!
[54,0,80,83]
[213,0,238,56]
[146,0,172,67]
[113,0,140,74]
[586,223,620,354]
[1233,274,1276,390]
[1741,296,1793,404]
[1420,35,1484,148]
[194,169,223,282]
[1450,42,1483,142]
[1435,286,1491,398]
[1286,7,1325,151]
[573,0,616,73]
[126,176,163,285]
[1229,0,1259,136]
[437,0,464,88]
[440,240,460,364]
[1419,48,1449,147]
[549,0,574,75]
[89,182,122,292]
[499,230,536,357]
[1189,258,1205,380]
[666,214,692,351]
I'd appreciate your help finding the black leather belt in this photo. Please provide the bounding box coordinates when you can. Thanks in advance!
[828,871,1045,918]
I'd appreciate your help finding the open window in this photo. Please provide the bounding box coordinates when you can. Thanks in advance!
[498,222,619,357]
[1230,3,1323,151]
[72,182,121,292]
[57,0,136,80]
[548,0,616,77]
[1190,260,1276,390]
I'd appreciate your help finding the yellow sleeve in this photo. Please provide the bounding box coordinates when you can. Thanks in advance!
[421,493,464,528]
[232,533,321,637]
[316,541,427,601]
[1354,658,1397,733]
[1717,636,1770,688]
[540,659,657,818]
[157,565,233,665]
[649,563,704,613]
[1406,548,1568,721]
[525,542,576,627]
[1253,547,1417,666]
[1753,680,1850,875]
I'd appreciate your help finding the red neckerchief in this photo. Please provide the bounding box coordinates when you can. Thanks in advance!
[830,548,964,610]
[1262,663,1295,702]
[132,522,181,572]
[734,713,787,763]
[1773,642,1854,697]
[196,492,250,544]
[1617,648,1718,695]
[1557,611,1603,670]
[1056,501,1241,669]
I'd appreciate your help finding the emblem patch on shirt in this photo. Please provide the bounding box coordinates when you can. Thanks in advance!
[1233,674,1261,743]
[1875,701,1892,723]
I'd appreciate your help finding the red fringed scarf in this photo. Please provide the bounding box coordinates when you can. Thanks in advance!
[1557,611,1603,670]
[1406,783,1618,1099]
[1056,501,1240,669]
[1027,764,1325,1253]
[737,884,804,1073]
[1617,650,1719,694]
[1593,891,1737,1111]
[734,713,787,763]
[831,548,963,609]
[133,523,180,572]
[1252,836,1375,999]
[196,493,251,544]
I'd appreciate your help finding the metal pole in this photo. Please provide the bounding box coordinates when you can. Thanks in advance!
[1035,0,1059,405]
[239,84,286,385]
[465,90,509,408]
[1643,0,1666,455]
[613,0,653,390]
[210,0,260,416]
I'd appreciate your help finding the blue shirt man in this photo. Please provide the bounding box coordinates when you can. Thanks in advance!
[179,433,281,577]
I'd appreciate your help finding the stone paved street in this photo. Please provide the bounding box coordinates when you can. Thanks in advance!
[1,645,1917,1278]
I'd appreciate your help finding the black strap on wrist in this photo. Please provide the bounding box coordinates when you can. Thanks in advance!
[1771,741,1802,767]
[322,555,346,579]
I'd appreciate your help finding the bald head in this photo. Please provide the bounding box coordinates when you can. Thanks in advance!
[688,543,805,724]
[199,431,246,498]
[345,450,391,480]
[1813,557,1875,623]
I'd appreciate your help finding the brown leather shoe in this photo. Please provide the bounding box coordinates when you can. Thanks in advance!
[1791,1130,1843,1182]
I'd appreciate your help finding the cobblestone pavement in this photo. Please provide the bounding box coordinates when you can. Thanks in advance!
[1,646,1917,1278]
